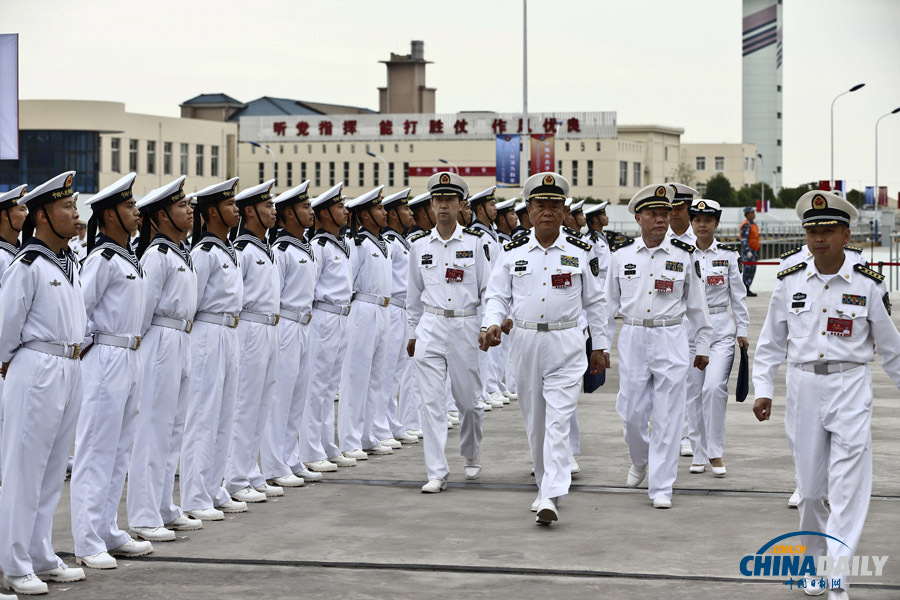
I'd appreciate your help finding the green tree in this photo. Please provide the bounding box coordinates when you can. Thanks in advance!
[671,162,695,187]
[737,182,777,209]
[776,182,816,208]
[704,173,737,206]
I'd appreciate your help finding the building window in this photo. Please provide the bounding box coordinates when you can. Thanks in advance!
[180,143,188,176]
[558,160,562,174]
[351,144,355,154]
[129,139,138,173]
[580,142,585,152]
[274,162,279,186]
[750,157,755,170]
[777,112,782,119]
[665,146,669,161]
[696,156,706,171]
[388,163,395,186]
[279,145,284,154]
[587,160,593,186]
[111,138,121,173]
[358,163,365,187]
[596,142,601,151]
[744,157,749,171]
[777,84,782,92]
[315,162,321,187]
[394,144,399,153]
[163,142,172,175]
[565,142,570,152]
[0,130,101,193]
[619,161,627,187]
[403,162,409,186]
[195,144,204,176]
[286,162,293,187]
[307,144,312,154]
[211,146,219,177]
[301,162,307,182]
[293,144,298,154]
[373,163,380,186]
[329,161,335,186]
[322,144,326,153]
[777,139,782,146]
[251,145,256,154]
[379,144,384,153]
[146,141,156,174]
[571,160,578,186]
[633,162,641,187]
[409,144,414,153]
[258,162,264,183]
[343,162,349,185]
[697,182,707,195]
[714,156,725,171]
[777,166,782,173]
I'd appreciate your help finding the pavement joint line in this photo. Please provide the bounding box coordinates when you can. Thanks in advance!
[315,478,900,501]
[53,553,900,590]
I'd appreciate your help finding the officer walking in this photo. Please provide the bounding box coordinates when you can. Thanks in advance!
[740,207,760,296]
[584,202,610,282]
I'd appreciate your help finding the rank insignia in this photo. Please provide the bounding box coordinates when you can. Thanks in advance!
[178,266,186,272]
[590,257,599,277]
[624,263,636,269]
[223,263,230,269]
[561,255,578,267]
[456,250,473,259]
[665,261,683,272]
[515,260,528,266]
[793,293,807,301]
[256,260,265,265]
[421,254,433,266]
[712,260,729,268]
[126,274,136,280]
[842,294,866,306]
[299,259,307,264]
[50,279,61,287]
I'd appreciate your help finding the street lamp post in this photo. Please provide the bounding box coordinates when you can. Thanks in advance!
[366,150,388,185]
[757,153,764,209]
[875,107,900,206]
[438,158,459,174]
[830,83,866,188]
[247,141,276,185]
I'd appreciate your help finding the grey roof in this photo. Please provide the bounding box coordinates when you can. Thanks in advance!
[229,97,324,121]
[181,93,244,106]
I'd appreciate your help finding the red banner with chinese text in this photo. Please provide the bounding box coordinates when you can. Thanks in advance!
[529,134,555,176]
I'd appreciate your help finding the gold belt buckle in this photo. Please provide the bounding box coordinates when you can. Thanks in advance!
[231,316,240,328]
[273,315,281,326]
[186,320,193,334]
[382,297,390,307]
[302,314,313,325]
[134,336,142,350]
[72,343,81,358]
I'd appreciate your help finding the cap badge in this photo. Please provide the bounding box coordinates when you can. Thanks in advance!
[543,174,555,186]
[697,201,707,210]
[64,175,73,187]
[655,186,666,197]
[812,195,827,210]
[440,173,451,185]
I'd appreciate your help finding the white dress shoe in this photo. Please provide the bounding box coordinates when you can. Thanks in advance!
[531,495,540,512]
[803,578,826,595]
[711,465,726,477]
[4,574,48,595]
[421,478,448,493]
[380,438,402,449]
[270,474,305,487]
[343,449,368,460]
[689,464,705,474]
[34,565,84,582]
[109,538,154,557]
[569,456,581,474]
[396,433,419,444]
[407,429,424,439]
[185,507,224,521]
[502,390,518,401]
[481,402,492,412]
[254,483,284,497]
[215,499,248,513]
[0,592,17,600]
[487,393,505,408]
[328,454,358,466]
[652,497,673,509]
[626,464,647,488]
[293,467,323,481]
[166,514,205,529]
[464,463,482,480]
[788,488,800,508]
[535,499,559,524]
[828,589,849,600]
[362,445,392,456]
[680,437,693,457]
[305,460,338,472]
[131,526,176,542]
[76,551,117,569]
[231,486,267,503]
[447,418,454,429]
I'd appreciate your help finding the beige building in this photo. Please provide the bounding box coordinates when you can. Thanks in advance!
[680,142,759,194]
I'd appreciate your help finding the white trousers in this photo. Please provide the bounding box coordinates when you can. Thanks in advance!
[686,311,735,464]
[445,377,455,412]
[482,337,508,395]
[682,315,696,441]
[0,350,81,577]
[616,323,688,500]
[398,356,422,431]
[261,318,312,480]
[0,377,4,483]
[298,309,347,463]
[414,312,484,481]
[788,365,872,591]
[72,346,142,557]
[179,321,239,511]
[128,326,191,527]
[512,328,585,501]
[374,304,409,440]
[225,320,279,493]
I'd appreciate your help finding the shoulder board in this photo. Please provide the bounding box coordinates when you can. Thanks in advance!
[844,245,863,253]
[17,250,40,265]
[671,239,695,253]
[777,262,806,280]
[779,246,802,260]
[854,263,885,282]
[503,236,529,252]
[566,236,592,251]
[408,230,428,243]
[101,248,115,261]
[463,227,484,237]
[563,226,583,238]
[317,237,327,246]
[719,243,740,253]
[199,242,215,252]
[156,244,169,254]
[233,240,249,251]
[277,241,289,252]
[354,236,364,246]
[610,238,635,252]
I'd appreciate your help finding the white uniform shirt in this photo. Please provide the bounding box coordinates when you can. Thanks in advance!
[407,223,492,334]
[351,230,392,297]
[606,236,713,356]
[0,239,19,275]
[81,234,145,341]
[482,230,609,350]
[140,234,197,334]
[694,239,750,337]
[667,225,696,244]
[191,232,243,317]
[310,229,353,307]
[234,230,280,314]
[470,220,500,268]
[383,228,410,303]
[753,251,900,399]
[0,239,87,362]
[273,230,316,314]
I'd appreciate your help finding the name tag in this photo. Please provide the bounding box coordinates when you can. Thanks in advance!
[446,268,464,282]
[551,273,572,288]
[655,279,674,293]
[826,317,853,337]
[706,275,725,286]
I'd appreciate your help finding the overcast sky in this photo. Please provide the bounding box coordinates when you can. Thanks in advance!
[3,0,899,193]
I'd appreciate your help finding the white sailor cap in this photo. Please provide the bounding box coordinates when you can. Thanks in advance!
[408,191,431,208]
[467,186,496,207]
[668,183,698,207]
[194,177,240,206]
[275,180,311,208]
[0,184,28,210]
[85,173,137,212]
[427,171,468,199]
[795,190,858,228]
[137,176,187,213]
[523,172,568,203]
[346,185,385,212]
[235,179,275,208]
[564,197,573,208]
[628,183,673,214]
[382,188,411,210]
[583,201,609,217]
[514,201,527,214]
[495,198,516,213]
[688,198,722,218]
[311,182,344,211]
[570,199,585,213]
[19,171,76,209]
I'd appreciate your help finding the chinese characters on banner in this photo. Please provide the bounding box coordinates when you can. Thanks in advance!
[529,134,555,176]
[495,134,521,186]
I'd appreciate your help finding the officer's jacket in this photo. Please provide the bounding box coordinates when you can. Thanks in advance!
[694,239,750,338]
